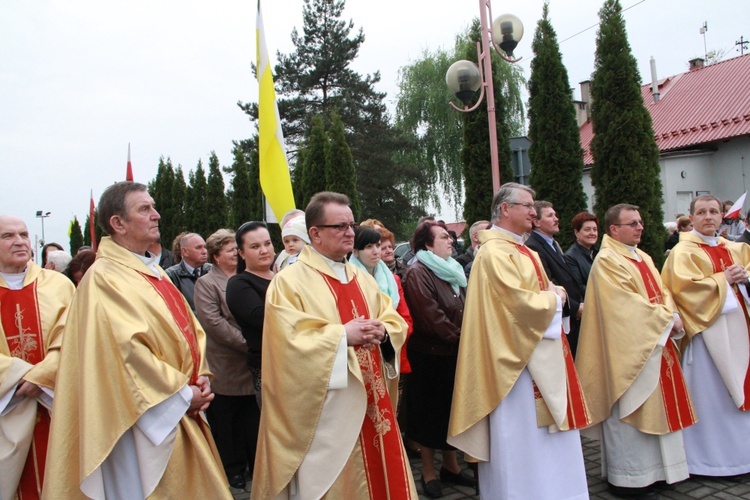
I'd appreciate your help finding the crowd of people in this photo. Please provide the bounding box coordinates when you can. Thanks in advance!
[1,181,750,500]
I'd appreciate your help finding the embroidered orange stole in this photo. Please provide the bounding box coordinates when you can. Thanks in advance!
[699,243,750,411]
[319,273,413,500]
[627,258,696,430]
[139,273,201,385]
[515,244,590,429]
[0,282,49,500]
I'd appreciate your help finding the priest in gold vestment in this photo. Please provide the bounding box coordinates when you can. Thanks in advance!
[251,192,416,500]
[42,183,230,499]
[662,194,750,476]
[577,204,697,498]
[0,215,74,500]
[448,184,590,500]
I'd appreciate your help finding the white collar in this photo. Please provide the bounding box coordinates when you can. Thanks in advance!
[311,247,349,283]
[0,268,28,290]
[492,225,524,244]
[691,229,719,247]
[133,251,161,278]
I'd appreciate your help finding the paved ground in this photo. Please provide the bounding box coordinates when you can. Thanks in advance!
[231,436,750,499]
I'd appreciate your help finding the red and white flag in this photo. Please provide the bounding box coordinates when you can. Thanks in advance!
[725,192,747,219]
[89,190,98,252]
[126,143,134,182]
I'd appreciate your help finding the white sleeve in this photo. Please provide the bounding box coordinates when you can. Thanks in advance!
[328,330,349,390]
[542,294,563,340]
[723,281,740,314]
[134,385,192,446]
[0,384,21,416]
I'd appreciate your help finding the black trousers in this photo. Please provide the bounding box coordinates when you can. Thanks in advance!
[205,393,260,479]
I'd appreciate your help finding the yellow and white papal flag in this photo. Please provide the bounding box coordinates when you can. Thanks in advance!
[256,0,295,223]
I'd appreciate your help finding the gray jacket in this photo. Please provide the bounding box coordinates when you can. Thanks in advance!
[165,261,212,311]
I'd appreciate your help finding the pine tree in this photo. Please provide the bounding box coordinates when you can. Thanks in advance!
[186,160,208,234]
[528,4,588,250]
[301,115,329,207]
[326,112,360,219]
[590,0,666,264]
[69,216,84,255]
[240,0,424,229]
[460,20,515,229]
[206,152,228,232]
[230,146,253,229]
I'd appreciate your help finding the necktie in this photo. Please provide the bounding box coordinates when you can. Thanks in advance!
[193,268,200,278]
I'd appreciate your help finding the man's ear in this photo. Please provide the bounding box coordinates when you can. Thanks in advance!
[110,215,126,235]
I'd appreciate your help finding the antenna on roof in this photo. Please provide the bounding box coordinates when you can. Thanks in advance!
[737,36,748,56]
[700,22,708,60]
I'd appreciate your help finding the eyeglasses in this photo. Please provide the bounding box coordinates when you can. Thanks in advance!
[507,202,535,210]
[316,222,359,232]
[613,220,645,228]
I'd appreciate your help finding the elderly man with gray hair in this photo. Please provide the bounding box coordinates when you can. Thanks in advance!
[166,232,212,311]
[449,182,589,499]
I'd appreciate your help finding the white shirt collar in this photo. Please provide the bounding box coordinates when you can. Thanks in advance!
[311,247,349,283]
[492,225,524,244]
[691,229,719,247]
[0,268,28,290]
[133,251,161,278]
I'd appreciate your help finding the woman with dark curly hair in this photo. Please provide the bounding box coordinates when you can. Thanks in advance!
[400,220,474,498]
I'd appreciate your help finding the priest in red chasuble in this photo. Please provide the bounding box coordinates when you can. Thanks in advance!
[43,183,231,499]
[251,192,416,500]
[577,204,697,498]
[0,215,74,500]
[662,194,750,477]
[448,183,589,500]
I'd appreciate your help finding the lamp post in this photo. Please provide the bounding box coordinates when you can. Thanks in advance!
[445,1,523,194]
[36,210,51,248]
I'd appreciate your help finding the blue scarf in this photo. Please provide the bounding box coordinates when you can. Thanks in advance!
[349,254,400,308]
[416,250,467,294]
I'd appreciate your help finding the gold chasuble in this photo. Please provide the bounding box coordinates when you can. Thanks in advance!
[448,230,590,462]
[662,232,750,410]
[42,238,229,499]
[0,263,73,500]
[251,246,415,500]
[576,235,696,435]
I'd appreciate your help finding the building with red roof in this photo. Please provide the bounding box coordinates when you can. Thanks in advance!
[577,54,750,219]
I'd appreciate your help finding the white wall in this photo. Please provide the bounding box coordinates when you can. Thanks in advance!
[581,136,750,220]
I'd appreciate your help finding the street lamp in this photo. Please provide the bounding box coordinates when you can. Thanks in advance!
[36,210,51,248]
[445,1,524,193]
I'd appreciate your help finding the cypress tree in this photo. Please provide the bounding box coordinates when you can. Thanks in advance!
[528,4,588,250]
[460,20,514,228]
[206,152,229,232]
[230,146,253,229]
[326,112,360,220]
[150,157,178,246]
[69,216,84,255]
[301,115,329,207]
[186,160,208,234]
[172,166,187,236]
[83,211,103,248]
[590,0,666,264]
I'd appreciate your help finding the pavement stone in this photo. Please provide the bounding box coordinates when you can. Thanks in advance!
[233,436,750,499]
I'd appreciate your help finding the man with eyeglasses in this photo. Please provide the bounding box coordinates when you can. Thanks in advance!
[577,203,696,498]
[251,191,416,499]
[449,183,590,500]
[662,194,750,479]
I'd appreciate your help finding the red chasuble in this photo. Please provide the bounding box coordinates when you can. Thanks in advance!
[319,272,413,500]
[515,244,590,430]
[0,282,50,500]
[627,258,697,430]
[698,243,750,411]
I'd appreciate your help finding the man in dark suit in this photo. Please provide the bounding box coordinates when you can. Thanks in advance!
[525,201,584,356]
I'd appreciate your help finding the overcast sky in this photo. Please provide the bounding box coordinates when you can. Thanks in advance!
[1,0,746,251]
